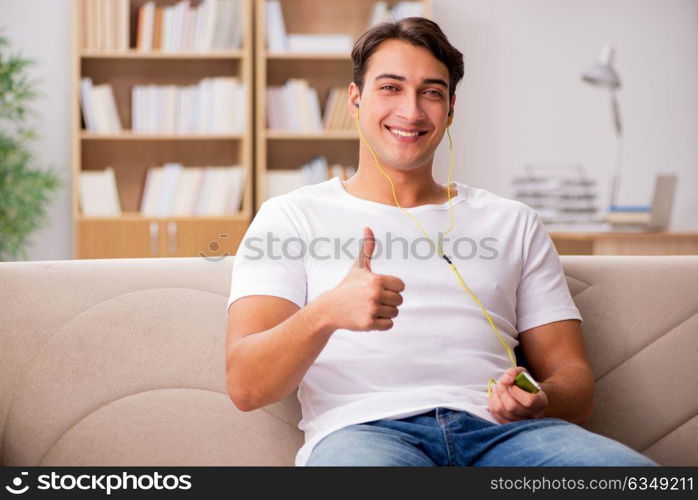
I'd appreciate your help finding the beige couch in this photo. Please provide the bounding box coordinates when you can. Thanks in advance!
[0,256,696,466]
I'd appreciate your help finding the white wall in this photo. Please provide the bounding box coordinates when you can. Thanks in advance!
[434,0,698,230]
[2,0,73,260]
[2,1,697,262]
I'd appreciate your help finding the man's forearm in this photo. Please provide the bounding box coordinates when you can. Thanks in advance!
[539,364,595,425]
[227,297,336,411]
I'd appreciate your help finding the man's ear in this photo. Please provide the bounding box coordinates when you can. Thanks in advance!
[348,82,361,119]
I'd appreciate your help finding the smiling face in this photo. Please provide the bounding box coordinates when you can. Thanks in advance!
[349,39,455,173]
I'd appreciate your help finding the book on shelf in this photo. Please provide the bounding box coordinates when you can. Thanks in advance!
[130,77,245,134]
[266,156,355,200]
[140,164,245,217]
[323,87,353,130]
[79,167,122,216]
[368,1,425,27]
[265,0,351,54]
[135,0,243,53]
[267,81,354,132]
[79,78,123,133]
[82,0,130,52]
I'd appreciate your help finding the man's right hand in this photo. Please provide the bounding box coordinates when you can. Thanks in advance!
[320,226,405,332]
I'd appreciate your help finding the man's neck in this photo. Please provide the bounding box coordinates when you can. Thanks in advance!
[342,154,455,208]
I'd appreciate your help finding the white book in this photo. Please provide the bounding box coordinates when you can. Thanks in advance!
[182,6,197,51]
[306,87,324,132]
[193,166,216,215]
[80,167,122,216]
[154,163,183,216]
[140,1,155,51]
[163,85,177,133]
[228,0,244,50]
[368,1,390,27]
[266,169,306,200]
[204,167,231,215]
[234,83,245,132]
[118,0,130,51]
[330,164,345,180]
[266,0,287,52]
[91,84,121,133]
[140,167,164,215]
[172,167,204,216]
[286,33,352,54]
[214,77,238,132]
[223,165,245,214]
[79,78,97,131]
[198,0,218,50]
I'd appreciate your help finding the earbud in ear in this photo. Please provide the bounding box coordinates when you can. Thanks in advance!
[355,102,360,108]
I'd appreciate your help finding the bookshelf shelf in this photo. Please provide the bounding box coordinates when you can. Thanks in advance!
[73,0,254,259]
[265,52,351,60]
[78,212,249,222]
[266,130,359,140]
[81,50,245,60]
[81,132,244,141]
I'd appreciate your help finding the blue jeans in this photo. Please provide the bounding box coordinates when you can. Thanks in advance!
[306,407,658,466]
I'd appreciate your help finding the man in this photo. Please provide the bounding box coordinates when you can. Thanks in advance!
[225,18,657,467]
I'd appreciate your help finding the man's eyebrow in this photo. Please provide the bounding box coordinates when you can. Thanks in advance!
[374,74,448,89]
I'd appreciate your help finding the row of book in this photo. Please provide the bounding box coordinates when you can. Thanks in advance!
[132,78,246,134]
[79,77,246,134]
[81,0,130,52]
[79,164,246,217]
[265,0,424,54]
[136,0,244,53]
[266,81,353,132]
[141,164,245,216]
[266,156,356,199]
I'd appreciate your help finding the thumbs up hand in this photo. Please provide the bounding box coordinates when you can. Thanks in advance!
[319,227,405,332]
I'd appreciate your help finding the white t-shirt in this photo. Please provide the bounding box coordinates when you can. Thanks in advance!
[227,176,582,466]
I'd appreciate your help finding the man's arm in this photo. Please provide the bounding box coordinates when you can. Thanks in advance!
[488,319,595,425]
[225,295,335,412]
[519,318,594,424]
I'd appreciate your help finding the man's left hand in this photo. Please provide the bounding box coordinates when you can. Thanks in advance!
[488,366,549,424]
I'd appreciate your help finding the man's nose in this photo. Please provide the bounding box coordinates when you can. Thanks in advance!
[396,94,426,123]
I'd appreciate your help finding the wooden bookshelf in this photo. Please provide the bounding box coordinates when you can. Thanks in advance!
[255,0,432,209]
[73,0,254,259]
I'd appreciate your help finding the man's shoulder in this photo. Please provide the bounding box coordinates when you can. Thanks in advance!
[262,178,338,212]
[462,183,536,219]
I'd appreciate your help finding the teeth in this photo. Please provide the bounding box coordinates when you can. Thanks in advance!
[389,127,420,137]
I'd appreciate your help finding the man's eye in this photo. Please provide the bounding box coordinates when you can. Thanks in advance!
[425,90,442,96]
[381,85,398,91]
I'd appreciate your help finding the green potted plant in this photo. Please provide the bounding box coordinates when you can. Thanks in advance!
[0,34,61,261]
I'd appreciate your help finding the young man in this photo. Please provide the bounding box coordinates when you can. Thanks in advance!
[225,18,657,467]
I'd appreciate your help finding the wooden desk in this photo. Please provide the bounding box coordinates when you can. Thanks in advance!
[549,231,698,255]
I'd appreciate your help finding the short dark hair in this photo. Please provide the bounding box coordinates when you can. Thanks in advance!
[351,17,464,101]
